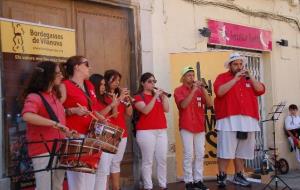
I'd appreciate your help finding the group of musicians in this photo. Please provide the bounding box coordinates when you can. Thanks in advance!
[21,52,265,190]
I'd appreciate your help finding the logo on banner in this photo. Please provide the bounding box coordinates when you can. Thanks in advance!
[12,23,25,53]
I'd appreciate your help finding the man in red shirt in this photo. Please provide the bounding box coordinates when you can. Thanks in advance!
[214,52,265,188]
[174,66,212,190]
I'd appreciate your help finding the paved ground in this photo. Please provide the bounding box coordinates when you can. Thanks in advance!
[269,169,300,190]
[150,170,300,190]
[22,170,300,190]
[153,181,266,190]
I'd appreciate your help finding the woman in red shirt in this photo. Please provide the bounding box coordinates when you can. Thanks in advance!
[60,56,100,190]
[97,69,132,190]
[89,74,118,118]
[22,61,67,190]
[134,72,169,190]
[90,74,119,190]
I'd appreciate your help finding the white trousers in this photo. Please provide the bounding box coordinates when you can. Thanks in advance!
[217,131,256,159]
[31,153,65,190]
[136,129,168,189]
[180,129,205,183]
[94,138,127,190]
[67,171,95,190]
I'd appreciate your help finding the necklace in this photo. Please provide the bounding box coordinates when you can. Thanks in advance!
[71,80,86,92]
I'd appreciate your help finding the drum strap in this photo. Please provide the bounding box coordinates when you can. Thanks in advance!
[37,93,59,123]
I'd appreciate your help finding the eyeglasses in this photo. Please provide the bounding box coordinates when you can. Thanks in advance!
[80,61,89,67]
[146,79,157,84]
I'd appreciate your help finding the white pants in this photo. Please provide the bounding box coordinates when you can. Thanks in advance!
[217,131,256,159]
[31,153,65,190]
[136,129,168,189]
[67,171,95,190]
[94,138,127,190]
[180,129,205,183]
[288,137,300,163]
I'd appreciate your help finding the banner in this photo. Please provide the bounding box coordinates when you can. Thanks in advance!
[208,19,272,51]
[1,18,75,57]
[0,18,75,188]
[170,51,235,178]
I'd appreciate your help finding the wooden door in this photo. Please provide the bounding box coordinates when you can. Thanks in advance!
[75,1,131,88]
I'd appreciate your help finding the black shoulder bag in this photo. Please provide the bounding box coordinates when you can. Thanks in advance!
[131,93,145,137]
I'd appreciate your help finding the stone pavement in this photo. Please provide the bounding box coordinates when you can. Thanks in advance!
[269,169,300,190]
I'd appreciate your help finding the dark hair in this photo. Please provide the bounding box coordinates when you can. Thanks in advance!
[62,55,86,78]
[89,74,106,105]
[23,61,61,100]
[289,104,298,110]
[136,72,155,94]
[104,69,122,96]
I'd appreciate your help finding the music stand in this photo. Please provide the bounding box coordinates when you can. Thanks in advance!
[261,102,291,190]
[10,137,95,190]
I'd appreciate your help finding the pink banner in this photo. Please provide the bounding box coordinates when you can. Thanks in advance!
[208,19,272,51]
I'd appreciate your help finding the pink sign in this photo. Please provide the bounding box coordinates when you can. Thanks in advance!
[208,19,272,51]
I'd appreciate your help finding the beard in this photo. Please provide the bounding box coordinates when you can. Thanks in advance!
[230,68,241,75]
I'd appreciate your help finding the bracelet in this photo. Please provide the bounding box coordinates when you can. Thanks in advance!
[65,108,72,116]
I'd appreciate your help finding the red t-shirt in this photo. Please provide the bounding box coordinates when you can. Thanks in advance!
[213,71,265,121]
[63,80,99,134]
[93,100,106,115]
[22,92,66,157]
[105,96,128,138]
[174,84,207,133]
[134,93,167,130]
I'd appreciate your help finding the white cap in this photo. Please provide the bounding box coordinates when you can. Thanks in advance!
[224,52,247,68]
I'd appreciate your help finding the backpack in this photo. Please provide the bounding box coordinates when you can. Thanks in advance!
[131,93,144,137]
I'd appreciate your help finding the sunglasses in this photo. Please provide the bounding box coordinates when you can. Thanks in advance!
[146,79,157,84]
[80,61,89,67]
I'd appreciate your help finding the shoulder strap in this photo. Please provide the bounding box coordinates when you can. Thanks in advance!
[83,81,92,110]
[140,92,145,101]
[83,81,91,97]
[70,80,92,111]
[37,93,59,122]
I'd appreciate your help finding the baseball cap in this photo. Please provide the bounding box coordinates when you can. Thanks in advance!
[181,66,194,76]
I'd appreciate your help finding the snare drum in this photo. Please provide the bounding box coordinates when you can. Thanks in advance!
[88,120,124,154]
[59,138,102,173]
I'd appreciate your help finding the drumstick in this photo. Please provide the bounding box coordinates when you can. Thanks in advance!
[94,111,119,122]
[94,111,106,121]
[52,123,79,138]
[52,124,67,132]
[76,103,99,121]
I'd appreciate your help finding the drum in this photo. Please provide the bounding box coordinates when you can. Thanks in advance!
[59,138,102,174]
[88,120,124,154]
